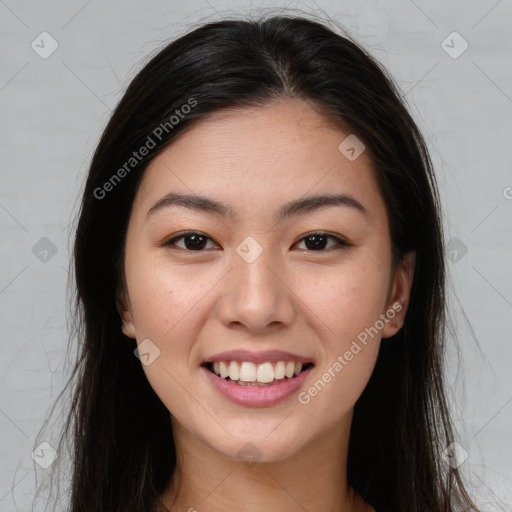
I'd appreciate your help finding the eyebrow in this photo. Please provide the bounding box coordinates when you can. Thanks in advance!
[145,191,368,223]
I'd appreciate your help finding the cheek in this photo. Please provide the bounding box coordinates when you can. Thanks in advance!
[292,260,390,342]
[126,255,214,337]
[290,258,389,407]
[125,259,209,415]
[296,275,385,417]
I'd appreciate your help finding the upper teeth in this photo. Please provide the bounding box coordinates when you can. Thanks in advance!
[211,361,305,383]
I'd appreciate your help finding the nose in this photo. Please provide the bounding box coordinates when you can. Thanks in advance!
[216,244,296,334]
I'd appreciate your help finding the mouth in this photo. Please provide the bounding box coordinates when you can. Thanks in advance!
[201,360,315,387]
[200,358,315,407]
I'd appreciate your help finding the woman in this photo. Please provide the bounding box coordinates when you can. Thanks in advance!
[36,14,480,512]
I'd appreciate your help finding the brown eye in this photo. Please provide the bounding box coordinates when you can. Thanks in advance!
[294,232,350,251]
[163,231,218,251]
[162,231,351,252]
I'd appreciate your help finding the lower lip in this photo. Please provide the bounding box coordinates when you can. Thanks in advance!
[201,365,313,407]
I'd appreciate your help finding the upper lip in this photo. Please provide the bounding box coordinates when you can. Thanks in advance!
[202,349,314,365]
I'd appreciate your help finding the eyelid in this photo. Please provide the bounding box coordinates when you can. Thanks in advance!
[297,230,352,247]
[161,230,352,251]
[161,230,221,250]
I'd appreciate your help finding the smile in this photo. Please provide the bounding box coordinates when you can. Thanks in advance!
[204,360,314,384]
[201,360,315,407]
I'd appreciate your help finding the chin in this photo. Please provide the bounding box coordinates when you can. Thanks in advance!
[204,430,308,465]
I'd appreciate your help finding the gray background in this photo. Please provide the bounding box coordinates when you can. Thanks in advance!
[0,0,511,510]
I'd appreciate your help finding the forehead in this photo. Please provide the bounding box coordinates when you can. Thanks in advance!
[132,98,386,223]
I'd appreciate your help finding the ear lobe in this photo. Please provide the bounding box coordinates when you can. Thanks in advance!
[117,292,136,339]
[121,309,136,339]
[381,251,416,339]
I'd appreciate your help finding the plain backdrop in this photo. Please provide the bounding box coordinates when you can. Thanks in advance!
[0,0,511,510]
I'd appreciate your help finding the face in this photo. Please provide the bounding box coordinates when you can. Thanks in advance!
[120,98,414,462]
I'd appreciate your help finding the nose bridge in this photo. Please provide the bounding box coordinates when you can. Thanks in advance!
[219,235,294,330]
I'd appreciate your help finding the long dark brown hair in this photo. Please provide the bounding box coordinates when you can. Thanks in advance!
[34,13,480,512]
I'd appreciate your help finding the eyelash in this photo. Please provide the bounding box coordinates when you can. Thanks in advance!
[161,230,352,252]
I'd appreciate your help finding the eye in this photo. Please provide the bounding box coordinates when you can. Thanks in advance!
[293,232,351,251]
[162,231,350,252]
[162,231,220,251]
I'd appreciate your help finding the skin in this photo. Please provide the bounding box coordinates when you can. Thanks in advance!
[120,98,415,512]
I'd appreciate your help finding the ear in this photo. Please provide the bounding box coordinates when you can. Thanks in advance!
[381,250,416,339]
[117,290,136,339]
